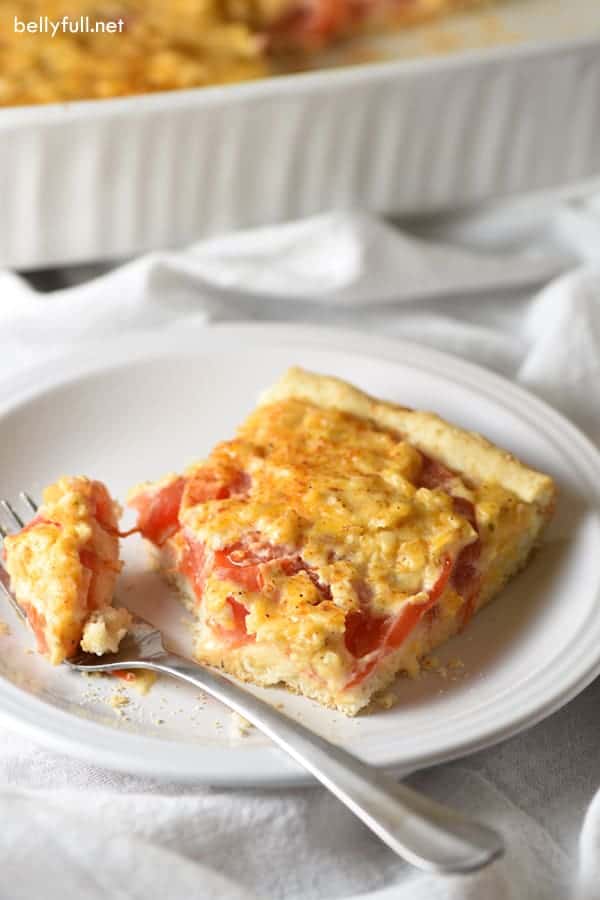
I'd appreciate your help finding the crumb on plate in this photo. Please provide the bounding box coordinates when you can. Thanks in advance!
[108,691,130,709]
[231,711,253,736]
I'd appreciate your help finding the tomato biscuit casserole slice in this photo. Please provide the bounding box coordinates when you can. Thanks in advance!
[128,369,556,715]
[3,476,131,665]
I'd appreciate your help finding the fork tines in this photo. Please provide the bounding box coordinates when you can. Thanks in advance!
[0,493,38,538]
[0,493,39,623]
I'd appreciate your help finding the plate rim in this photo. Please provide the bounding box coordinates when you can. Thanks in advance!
[1,321,599,786]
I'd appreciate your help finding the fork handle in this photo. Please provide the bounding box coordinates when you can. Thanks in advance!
[147,653,503,873]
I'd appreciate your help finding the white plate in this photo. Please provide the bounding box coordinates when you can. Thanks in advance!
[1,323,599,786]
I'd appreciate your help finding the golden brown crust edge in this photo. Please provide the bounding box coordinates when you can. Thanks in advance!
[259,367,557,511]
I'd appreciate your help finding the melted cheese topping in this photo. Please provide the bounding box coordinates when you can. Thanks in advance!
[3,476,128,664]
[181,399,482,640]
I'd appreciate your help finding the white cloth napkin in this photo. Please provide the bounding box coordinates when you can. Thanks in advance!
[1,198,600,900]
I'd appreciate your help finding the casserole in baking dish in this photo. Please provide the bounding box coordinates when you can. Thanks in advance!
[1,1,598,270]
[0,0,485,105]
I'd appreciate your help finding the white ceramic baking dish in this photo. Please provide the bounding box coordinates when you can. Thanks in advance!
[1,0,599,270]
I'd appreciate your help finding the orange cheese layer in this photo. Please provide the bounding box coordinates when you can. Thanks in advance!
[129,396,531,692]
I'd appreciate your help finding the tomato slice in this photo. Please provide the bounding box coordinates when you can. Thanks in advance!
[427,554,454,604]
[183,469,249,509]
[417,485,482,628]
[212,597,255,649]
[211,535,287,593]
[417,453,455,490]
[454,541,481,629]
[130,477,186,546]
[452,541,480,594]
[211,540,333,602]
[21,603,48,656]
[113,670,137,682]
[280,556,333,601]
[344,476,483,688]
[79,548,121,575]
[213,550,263,592]
[269,0,356,49]
[304,0,352,39]
[91,482,115,531]
[450,496,481,628]
[208,538,333,650]
[19,515,60,535]
[182,535,276,603]
[344,609,390,659]
[66,483,135,539]
[452,495,476,526]
[180,535,210,602]
[132,470,250,547]
[344,555,453,688]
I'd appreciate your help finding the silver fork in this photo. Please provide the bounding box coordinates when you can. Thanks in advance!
[0,494,504,874]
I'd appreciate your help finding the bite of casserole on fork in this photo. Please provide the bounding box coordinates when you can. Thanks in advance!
[2,476,131,664]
